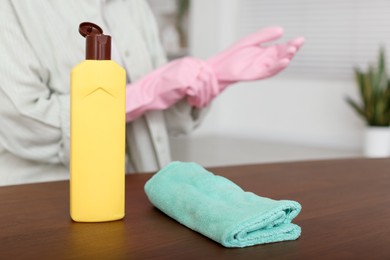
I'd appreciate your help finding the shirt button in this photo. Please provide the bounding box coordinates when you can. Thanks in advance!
[124,50,130,57]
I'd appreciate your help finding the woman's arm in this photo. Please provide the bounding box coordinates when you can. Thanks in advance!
[0,2,70,165]
[129,0,213,136]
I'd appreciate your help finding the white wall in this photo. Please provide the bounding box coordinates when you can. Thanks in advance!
[188,0,364,151]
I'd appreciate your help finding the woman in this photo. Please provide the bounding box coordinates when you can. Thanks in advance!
[0,0,303,185]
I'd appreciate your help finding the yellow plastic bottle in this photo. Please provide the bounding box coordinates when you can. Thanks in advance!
[70,22,126,222]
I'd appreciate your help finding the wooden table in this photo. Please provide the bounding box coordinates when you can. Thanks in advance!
[1,158,389,259]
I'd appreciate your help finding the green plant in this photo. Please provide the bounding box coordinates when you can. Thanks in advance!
[346,48,390,126]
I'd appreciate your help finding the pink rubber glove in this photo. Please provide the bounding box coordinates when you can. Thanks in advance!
[126,57,218,122]
[187,26,304,108]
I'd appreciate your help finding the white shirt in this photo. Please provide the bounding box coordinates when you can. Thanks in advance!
[0,0,207,186]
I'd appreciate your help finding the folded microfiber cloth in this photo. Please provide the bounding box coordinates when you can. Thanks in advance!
[144,161,302,248]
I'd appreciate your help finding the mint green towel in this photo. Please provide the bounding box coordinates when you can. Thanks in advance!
[144,162,302,248]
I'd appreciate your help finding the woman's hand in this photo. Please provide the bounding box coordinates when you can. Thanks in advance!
[207,26,304,86]
[187,27,304,108]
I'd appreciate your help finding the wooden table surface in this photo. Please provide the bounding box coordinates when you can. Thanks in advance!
[1,158,390,259]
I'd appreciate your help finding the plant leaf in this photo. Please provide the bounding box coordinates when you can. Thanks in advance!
[345,96,366,120]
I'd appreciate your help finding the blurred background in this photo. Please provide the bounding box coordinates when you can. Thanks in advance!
[147,0,390,166]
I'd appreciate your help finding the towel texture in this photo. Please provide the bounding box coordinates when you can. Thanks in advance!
[144,162,302,248]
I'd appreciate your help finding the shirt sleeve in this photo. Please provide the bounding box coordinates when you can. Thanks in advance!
[137,0,210,136]
[0,2,70,165]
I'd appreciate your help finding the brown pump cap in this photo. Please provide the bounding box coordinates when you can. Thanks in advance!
[79,22,111,60]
